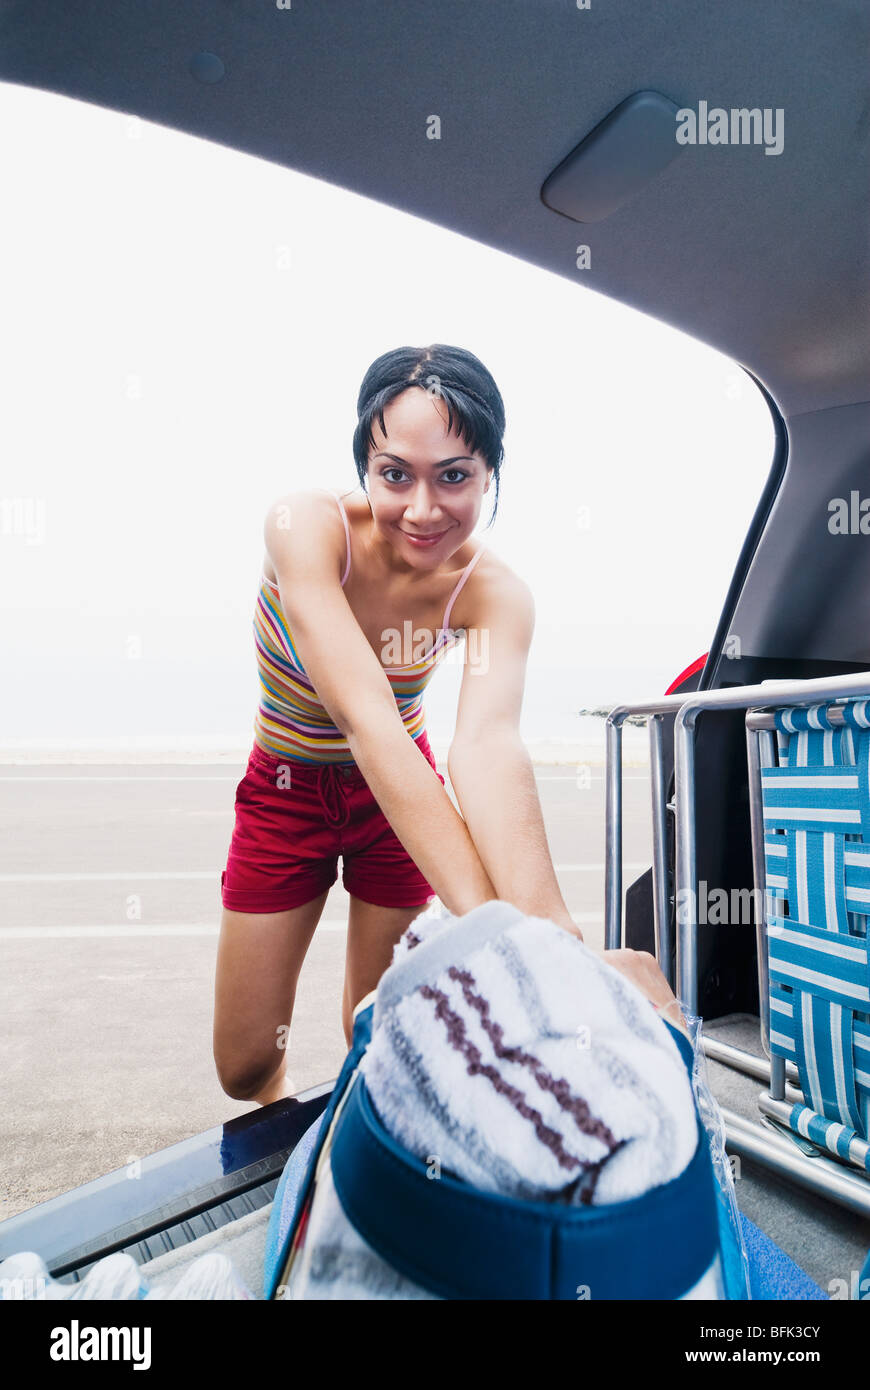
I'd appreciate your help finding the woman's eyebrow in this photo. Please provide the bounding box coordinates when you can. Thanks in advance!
[373,453,475,466]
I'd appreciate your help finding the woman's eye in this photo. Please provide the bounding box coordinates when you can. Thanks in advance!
[381,467,467,484]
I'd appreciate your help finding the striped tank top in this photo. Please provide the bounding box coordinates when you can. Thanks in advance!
[252,490,486,765]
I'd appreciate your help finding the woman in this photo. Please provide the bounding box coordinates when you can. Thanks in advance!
[213,343,683,1107]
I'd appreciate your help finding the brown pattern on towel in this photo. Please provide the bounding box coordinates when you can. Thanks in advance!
[360,899,699,1212]
[446,965,619,1150]
[420,982,606,1174]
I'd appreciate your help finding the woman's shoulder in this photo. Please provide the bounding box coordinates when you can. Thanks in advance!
[262,487,349,582]
[264,486,356,538]
[450,540,531,631]
[266,485,348,514]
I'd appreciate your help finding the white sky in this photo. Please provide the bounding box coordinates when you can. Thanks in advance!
[0,82,775,752]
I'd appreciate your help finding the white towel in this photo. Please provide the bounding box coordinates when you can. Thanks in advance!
[284,898,700,1298]
[0,1248,255,1300]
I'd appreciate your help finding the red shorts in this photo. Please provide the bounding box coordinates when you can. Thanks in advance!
[220,730,446,913]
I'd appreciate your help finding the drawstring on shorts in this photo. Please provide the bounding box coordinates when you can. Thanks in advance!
[316,763,353,830]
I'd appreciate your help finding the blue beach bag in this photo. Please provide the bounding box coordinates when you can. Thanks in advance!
[263,998,748,1301]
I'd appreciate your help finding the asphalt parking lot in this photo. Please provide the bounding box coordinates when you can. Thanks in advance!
[0,754,654,1221]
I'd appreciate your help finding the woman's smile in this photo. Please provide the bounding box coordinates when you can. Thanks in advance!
[399,525,451,548]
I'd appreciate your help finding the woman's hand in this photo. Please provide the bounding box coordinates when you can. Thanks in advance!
[546,906,584,941]
[589,947,689,1035]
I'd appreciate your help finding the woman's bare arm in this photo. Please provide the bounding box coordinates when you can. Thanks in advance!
[264,491,497,916]
[346,713,498,914]
[446,570,578,935]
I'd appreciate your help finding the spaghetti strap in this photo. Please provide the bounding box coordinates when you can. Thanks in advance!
[330,490,352,587]
[442,544,486,633]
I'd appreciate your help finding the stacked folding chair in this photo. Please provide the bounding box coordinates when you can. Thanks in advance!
[754,698,870,1174]
[606,672,870,1216]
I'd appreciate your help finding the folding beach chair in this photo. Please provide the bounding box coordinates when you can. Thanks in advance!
[606,671,870,1215]
[749,697,870,1174]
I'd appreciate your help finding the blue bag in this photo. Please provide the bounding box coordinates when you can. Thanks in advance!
[264,997,747,1301]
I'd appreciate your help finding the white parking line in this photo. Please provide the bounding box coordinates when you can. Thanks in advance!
[0,912,604,940]
[0,775,239,782]
[534,774,650,781]
[0,862,647,884]
[553,863,648,873]
[0,773,651,783]
[0,871,220,882]
[0,921,347,938]
[0,924,224,938]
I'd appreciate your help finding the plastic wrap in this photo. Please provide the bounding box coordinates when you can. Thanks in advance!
[680,1006,753,1300]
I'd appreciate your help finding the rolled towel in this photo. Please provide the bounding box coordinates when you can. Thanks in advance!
[0,1250,148,1300]
[0,1248,255,1300]
[363,899,698,1207]
[144,1252,255,1300]
[282,898,703,1298]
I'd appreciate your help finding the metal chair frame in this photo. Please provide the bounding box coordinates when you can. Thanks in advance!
[605,669,870,1216]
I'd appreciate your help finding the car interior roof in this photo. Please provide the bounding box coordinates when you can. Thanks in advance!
[1,0,868,421]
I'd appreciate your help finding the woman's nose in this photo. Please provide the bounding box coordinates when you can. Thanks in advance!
[405,491,442,523]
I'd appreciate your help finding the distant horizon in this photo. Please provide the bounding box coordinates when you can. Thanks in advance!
[0,712,654,767]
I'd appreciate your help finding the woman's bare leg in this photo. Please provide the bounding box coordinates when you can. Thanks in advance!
[341,896,429,1045]
[213,888,331,1104]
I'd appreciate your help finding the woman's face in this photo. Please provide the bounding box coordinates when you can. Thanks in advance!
[365,387,491,567]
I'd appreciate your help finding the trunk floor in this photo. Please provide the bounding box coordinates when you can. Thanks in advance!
[136,1016,870,1300]
[703,1013,870,1295]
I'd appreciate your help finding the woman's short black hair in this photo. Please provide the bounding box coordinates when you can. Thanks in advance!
[352,344,506,527]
